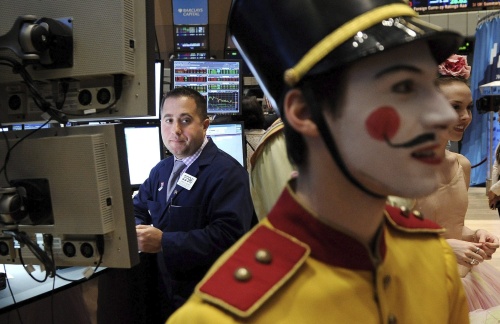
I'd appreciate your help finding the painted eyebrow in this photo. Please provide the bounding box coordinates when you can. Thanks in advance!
[374,65,422,79]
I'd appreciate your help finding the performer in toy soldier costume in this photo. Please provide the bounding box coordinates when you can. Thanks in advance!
[168,0,470,323]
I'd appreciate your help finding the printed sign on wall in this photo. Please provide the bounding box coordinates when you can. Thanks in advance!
[172,0,208,25]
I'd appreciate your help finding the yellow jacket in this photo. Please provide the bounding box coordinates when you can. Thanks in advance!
[249,119,295,220]
[168,186,469,324]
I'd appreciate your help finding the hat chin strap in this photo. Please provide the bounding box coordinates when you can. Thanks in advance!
[311,108,386,199]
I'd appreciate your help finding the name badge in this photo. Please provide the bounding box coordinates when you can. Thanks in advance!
[177,173,197,190]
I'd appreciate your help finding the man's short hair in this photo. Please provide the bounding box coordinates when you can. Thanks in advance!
[161,87,208,120]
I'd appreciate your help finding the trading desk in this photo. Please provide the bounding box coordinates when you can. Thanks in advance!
[0,265,101,311]
[0,253,162,324]
[0,265,102,324]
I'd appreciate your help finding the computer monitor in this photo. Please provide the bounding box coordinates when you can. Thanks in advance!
[0,0,156,124]
[408,0,429,12]
[207,122,246,169]
[122,59,164,121]
[0,123,139,269]
[154,60,165,119]
[173,25,208,51]
[171,59,243,115]
[123,123,164,190]
[176,52,209,60]
[21,123,51,130]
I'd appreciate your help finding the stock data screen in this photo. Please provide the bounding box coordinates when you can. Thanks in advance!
[171,59,243,115]
[409,0,499,12]
[174,25,208,51]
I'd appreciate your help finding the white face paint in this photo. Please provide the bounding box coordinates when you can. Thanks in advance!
[327,41,458,198]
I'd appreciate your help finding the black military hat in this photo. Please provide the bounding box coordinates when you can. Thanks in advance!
[228,0,464,113]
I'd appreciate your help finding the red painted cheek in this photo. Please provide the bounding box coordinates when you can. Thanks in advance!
[365,106,401,141]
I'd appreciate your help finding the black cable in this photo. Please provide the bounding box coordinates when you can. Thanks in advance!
[471,157,488,169]
[51,274,56,324]
[0,56,68,124]
[44,234,56,324]
[55,80,70,111]
[94,234,104,270]
[17,248,49,283]
[0,122,12,160]
[245,138,256,151]
[1,56,124,120]
[4,231,55,282]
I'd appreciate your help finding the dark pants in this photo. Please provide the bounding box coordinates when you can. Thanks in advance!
[97,253,166,324]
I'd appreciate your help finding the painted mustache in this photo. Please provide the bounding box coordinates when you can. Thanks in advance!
[384,133,435,148]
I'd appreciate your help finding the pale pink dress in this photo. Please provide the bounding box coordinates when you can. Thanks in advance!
[415,161,500,313]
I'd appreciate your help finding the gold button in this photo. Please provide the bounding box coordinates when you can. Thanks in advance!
[255,249,272,264]
[388,314,397,324]
[412,210,423,219]
[399,206,410,217]
[234,267,252,282]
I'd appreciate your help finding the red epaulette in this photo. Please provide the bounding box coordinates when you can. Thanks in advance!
[384,204,445,234]
[197,225,310,318]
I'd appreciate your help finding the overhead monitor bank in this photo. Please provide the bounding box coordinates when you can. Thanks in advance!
[0,0,156,124]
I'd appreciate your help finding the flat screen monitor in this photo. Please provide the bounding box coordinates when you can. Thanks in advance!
[121,59,164,121]
[124,123,164,189]
[171,59,243,115]
[173,25,208,51]
[207,122,246,169]
[20,123,51,130]
[409,0,486,12]
[176,52,208,60]
[0,123,139,269]
[154,60,165,119]
[0,0,156,124]
[409,0,429,11]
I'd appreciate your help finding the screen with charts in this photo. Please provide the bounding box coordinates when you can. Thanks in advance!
[123,123,164,189]
[174,25,208,51]
[171,59,243,115]
[207,122,246,169]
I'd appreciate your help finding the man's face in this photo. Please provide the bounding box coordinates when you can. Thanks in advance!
[327,41,458,198]
[160,96,209,159]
